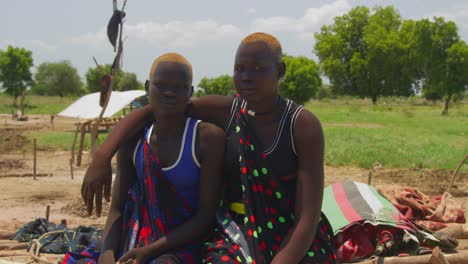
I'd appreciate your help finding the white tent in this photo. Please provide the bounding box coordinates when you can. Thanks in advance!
[58,90,146,119]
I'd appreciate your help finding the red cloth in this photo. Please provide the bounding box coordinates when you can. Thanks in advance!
[335,224,402,262]
[377,186,465,231]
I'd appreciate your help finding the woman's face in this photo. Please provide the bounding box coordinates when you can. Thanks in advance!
[148,62,192,115]
[233,42,282,104]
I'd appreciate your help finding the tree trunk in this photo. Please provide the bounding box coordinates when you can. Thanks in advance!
[371,94,378,105]
[19,90,26,116]
[12,95,18,109]
[442,94,451,115]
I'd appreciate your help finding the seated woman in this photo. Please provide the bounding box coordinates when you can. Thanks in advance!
[82,33,336,263]
[97,53,224,264]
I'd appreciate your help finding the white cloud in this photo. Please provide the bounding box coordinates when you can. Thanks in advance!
[414,3,468,30]
[0,39,56,52]
[68,29,108,49]
[69,19,242,49]
[251,0,351,40]
[247,8,257,15]
[29,40,57,52]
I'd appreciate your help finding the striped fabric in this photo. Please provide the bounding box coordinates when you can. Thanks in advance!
[323,181,418,235]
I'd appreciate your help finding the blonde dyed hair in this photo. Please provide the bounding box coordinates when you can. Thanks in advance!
[149,53,193,80]
[241,32,282,62]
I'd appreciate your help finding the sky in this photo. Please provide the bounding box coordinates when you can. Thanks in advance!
[2,0,468,88]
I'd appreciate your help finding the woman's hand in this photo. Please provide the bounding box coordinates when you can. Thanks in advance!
[98,250,116,264]
[117,247,150,264]
[81,156,113,217]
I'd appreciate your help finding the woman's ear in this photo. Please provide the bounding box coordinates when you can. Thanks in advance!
[190,85,194,97]
[278,61,286,80]
[145,80,149,95]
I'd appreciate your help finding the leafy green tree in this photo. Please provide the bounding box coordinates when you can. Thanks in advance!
[118,72,144,91]
[314,6,370,97]
[85,65,143,93]
[279,55,321,104]
[195,74,235,96]
[315,6,420,104]
[442,40,468,114]
[85,64,122,93]
[411,17,464,113]
[0,46,33,106]
[32,61,84,96]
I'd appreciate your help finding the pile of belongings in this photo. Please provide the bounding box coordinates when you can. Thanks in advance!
[377,185,466,231]
[322,181,462,262]
[10,218,102,255]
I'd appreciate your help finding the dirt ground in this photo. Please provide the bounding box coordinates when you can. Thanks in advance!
[0,114,467,263]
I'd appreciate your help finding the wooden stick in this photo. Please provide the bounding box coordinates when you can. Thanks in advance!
[457,239,468,250]
[77,124,87,167]
[0,230,15,239]
[33,138,37,180]
[0,250,31,257]
[0,173,51,178]
[69,158,74,180]
[90,0,127,156]
[447,154,468,193]
[0,242,29,250]
[368,170,372,185]
[45,205,50,221]
[356,250,468,264]
[70,123,79,165]
[430,247,449,264]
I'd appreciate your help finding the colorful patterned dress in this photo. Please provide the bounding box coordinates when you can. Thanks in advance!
[203,97,337,264]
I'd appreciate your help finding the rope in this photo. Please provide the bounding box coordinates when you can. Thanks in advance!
[27,230,65,264]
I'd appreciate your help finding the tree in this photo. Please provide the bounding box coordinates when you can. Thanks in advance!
[411,17,464,114]
[85,64,121,93]
[85,64,142,93]
[0,46,33,106]
[195,74,235,96]
[314,6,370,97]
[315,6,420,104]
[362,6,415,103]
[442,40,468,114]
[279,55,321,104]
[117,72,143,91]
[32,61,85,97]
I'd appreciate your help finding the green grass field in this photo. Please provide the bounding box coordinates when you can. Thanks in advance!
[306,97,467,170]
[1,95,467,171]
[0,94,78,115]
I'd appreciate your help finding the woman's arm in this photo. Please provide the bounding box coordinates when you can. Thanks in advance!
[98,141,137,263]
[117,122,225,262]
[190,95,234,127]
[81,105,152,216]
[271,110,325,264]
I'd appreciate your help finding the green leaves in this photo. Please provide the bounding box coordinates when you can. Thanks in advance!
[279,55,321,104]
[0,46,33,99]
[32,61,84,97]
[195,74,235,96]
[85,64,143,93]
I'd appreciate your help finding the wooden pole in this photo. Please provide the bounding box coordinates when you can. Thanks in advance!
[69,158,74,180]
[70,123,79,165]
[77,124,87,166]
[33,138,37,180]
[368,171,373,185]
[45,205,50,221]
[447,154,468,193]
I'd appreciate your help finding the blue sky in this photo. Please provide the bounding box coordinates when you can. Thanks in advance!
[2,0,467,87]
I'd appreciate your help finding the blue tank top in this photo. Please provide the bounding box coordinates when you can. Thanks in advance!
[133,117,201,209]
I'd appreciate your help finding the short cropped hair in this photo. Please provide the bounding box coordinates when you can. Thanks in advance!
[149,53,192,80]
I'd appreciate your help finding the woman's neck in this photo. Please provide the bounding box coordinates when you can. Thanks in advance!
[152,112,187,137]
[246,94,283,121]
